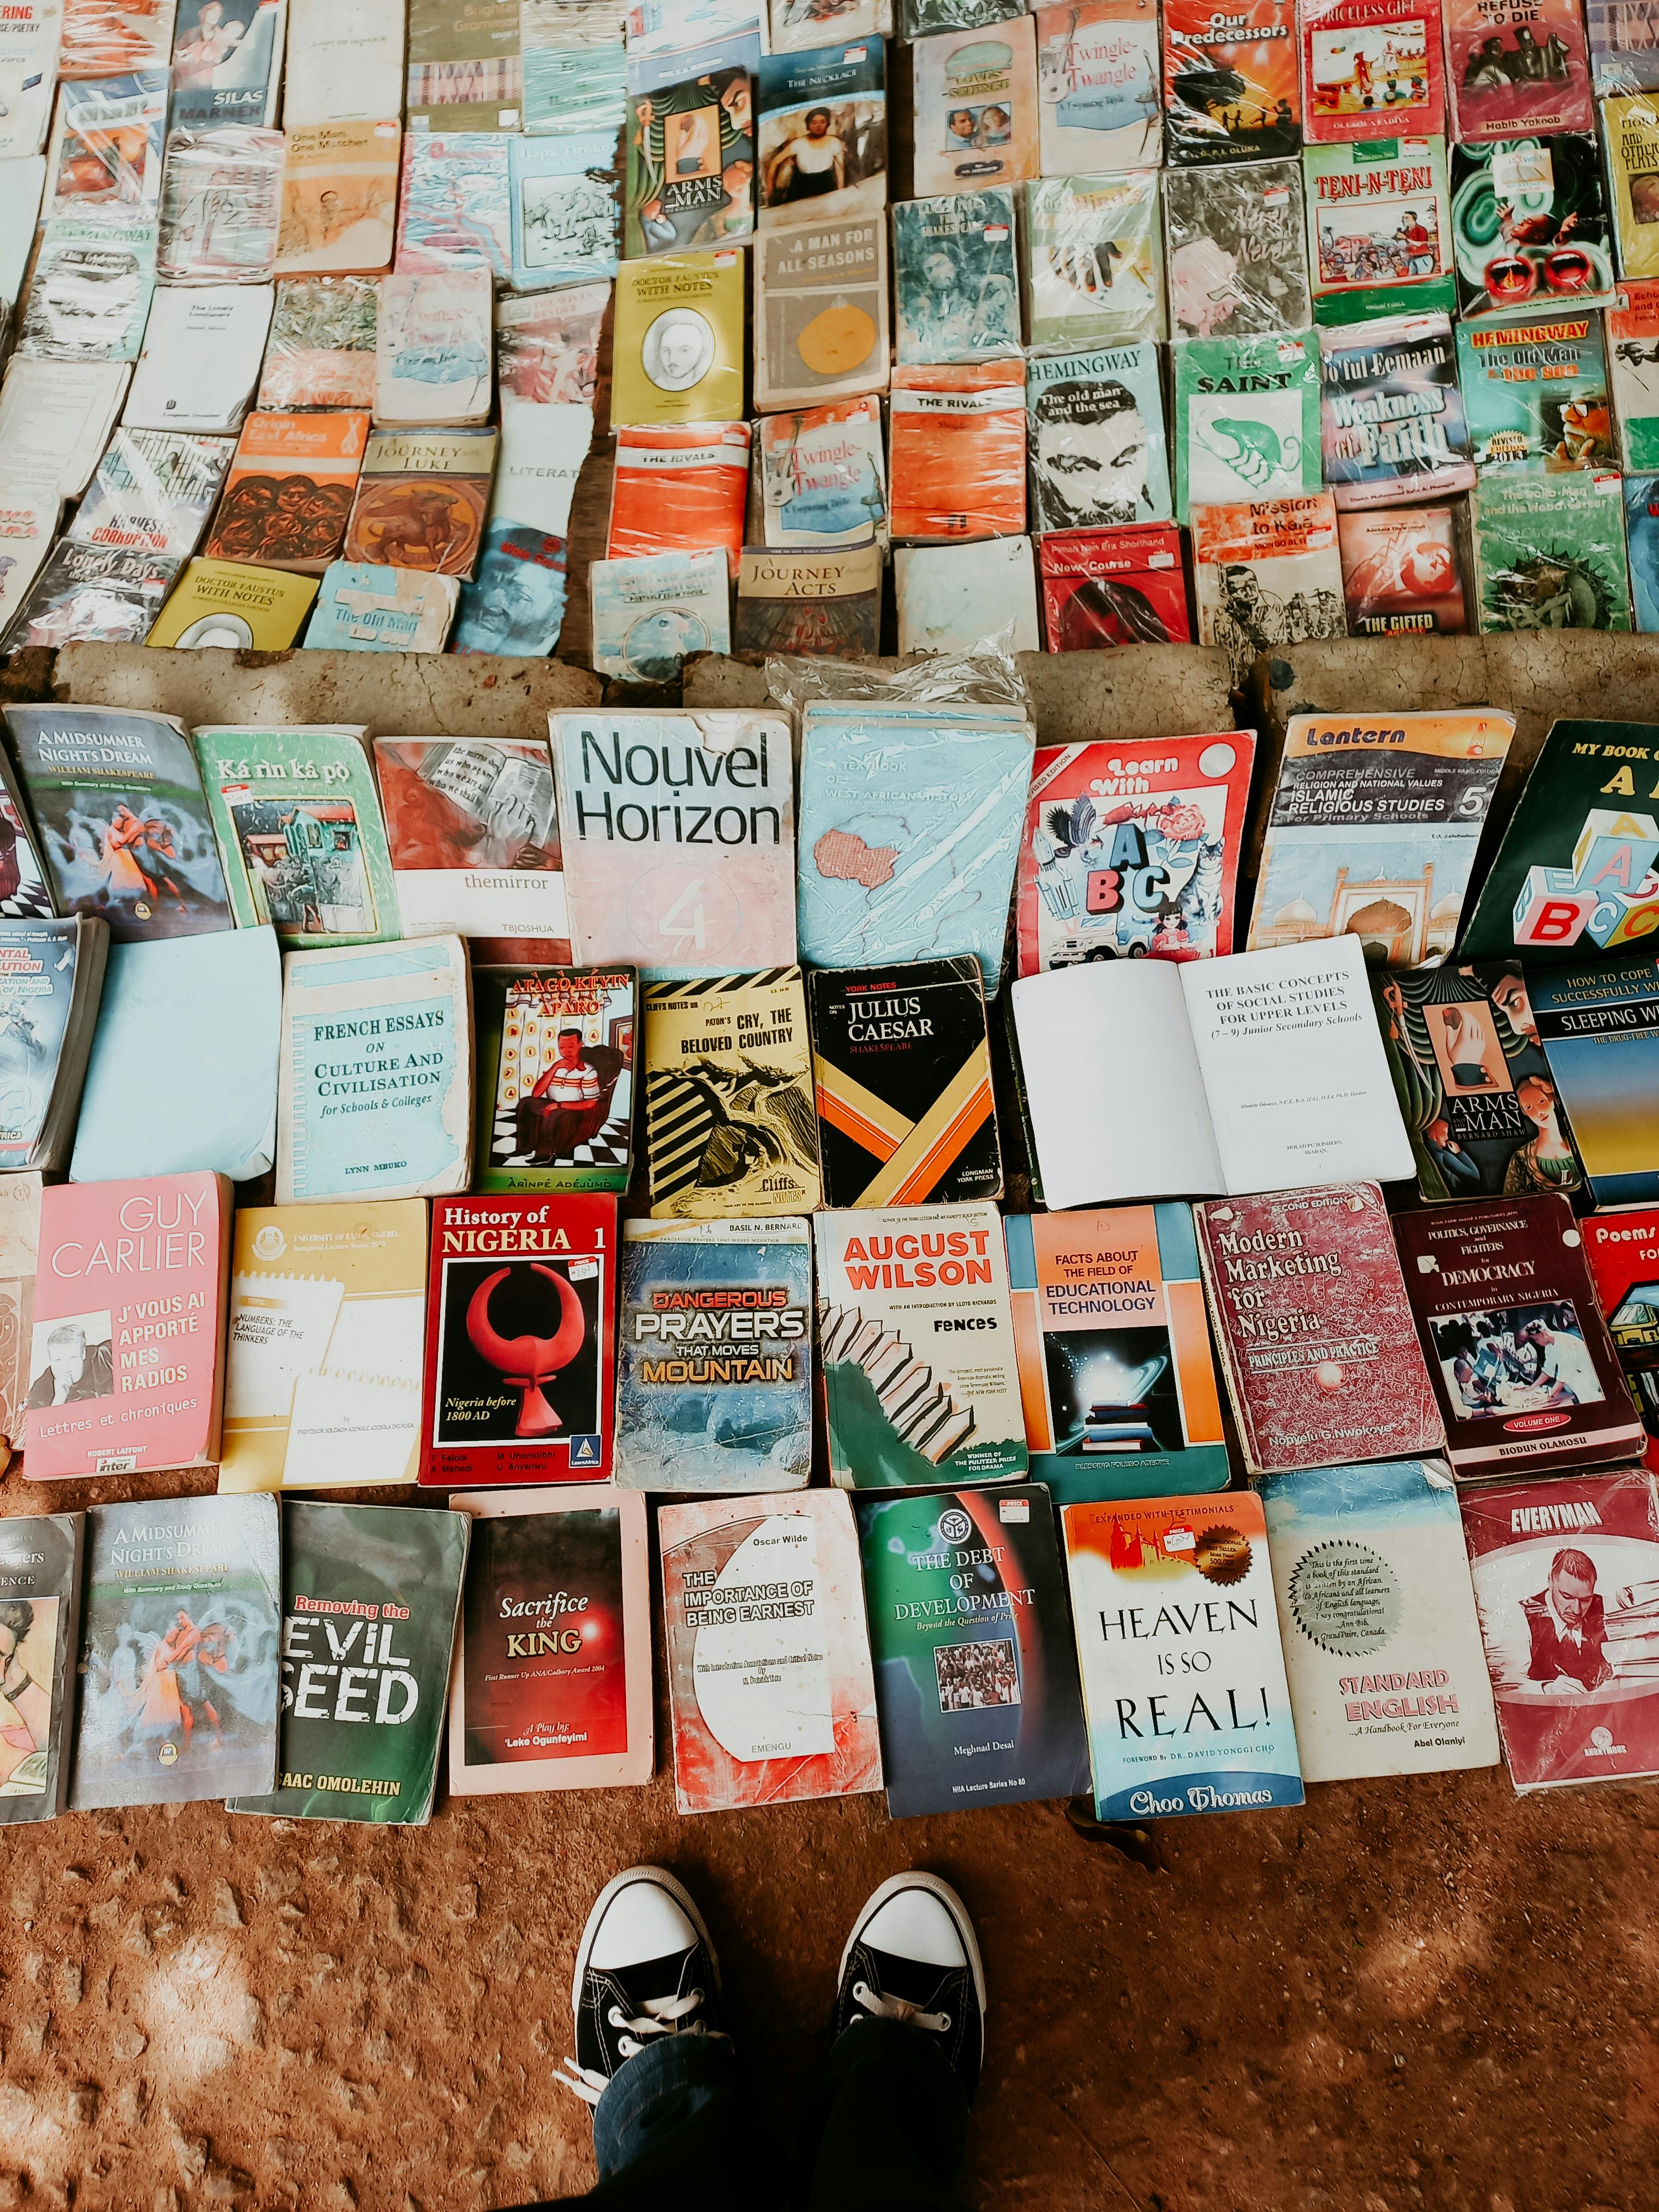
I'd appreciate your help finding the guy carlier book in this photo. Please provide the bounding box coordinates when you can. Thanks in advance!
[658,1486,883,1815]
[472,966,634,1194]
[1318,313,1475,508]
[1460,1466,1659,1791]
[1194,1181,1443,1477]
[857,1482,1092,1819]
[1260,1458,1499,1782]
[374,738,564,950]
[1005,1204,1230,1505]
[1526,954,1659,1204]
[1034,0,1161,172]
[1301,0,1444,140]
[448,1484,653,1795]
[754,217,889,414]
[1062,1492,1305,1821]
[228,1500,468,1826]
[814,1201,1029,1488]
[1584,1208,1659,1466]
[644,968,822,1218]
[0,1512,83,1822]
[1396,1194,1646,1478]
[420,1193,617,1488]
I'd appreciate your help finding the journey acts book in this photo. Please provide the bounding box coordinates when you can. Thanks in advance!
[1062,1491,1305,1820]
[644,968,823,1218]
[473,966,635,1194]
[228,1500,469,1825]
[856,1482,1092,1819]
[659,1486,883,1815]
[0,1512,84,1821]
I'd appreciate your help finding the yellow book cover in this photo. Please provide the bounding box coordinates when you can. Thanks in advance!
[275,121,401,277]
[148,559,320,650]
[217,1199,428,1494]
[644,967,823,1216]
[1606,96,1659,282]
[612,251,747,428]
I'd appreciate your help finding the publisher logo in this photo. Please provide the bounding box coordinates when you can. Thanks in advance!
[1587,1726,1627,1757]
[937,1508,973,1545]
[568,1434,602,1467]
[253,1225,286,1261]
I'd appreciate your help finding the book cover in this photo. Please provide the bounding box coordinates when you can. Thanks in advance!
[1447,0,1594,140]
[472,965,635,1191]
[394,131,512,279]
[1163,160,1311,338]
[275,121,399,278]
[45,70,166,218]
[218,1198,426,1492]
[887,359,1027,542]
[894,536,1040,653]
[1472,469,1631,633]
[373,269,493,428]
[1260,1457,1500,1782]
[1026,343,1171,531]
[406,0,521,128]
[1162,0,1300,163]
[285,0,404,125]
[343,428,496,580]
[304,563,460,651]
[1455,307,1612,469]
[1189,493,1347,682]
[0,0,61,158]
[1302,0,1444,139]
[616,1217,812,1490]
[733,540,884,652]
[1034,0,1161,171]
[754,216,889,411]
[758,398,886,547]
[1173,330,1322,520]
[60,0,174,80]
[1585,1207,1659,1467]
[204,410,369,575]
[1450,135,1614,319]
[374,738,561,946]
[1062,1492,1305,1818]
[1006,1204,1230,1505]
[613,252,746,428]
[552,711,796,980]
[1526,954,1659,1203]
[1022,170,1165,348]
[1037,522,1192,649]
[892,188,1021,365]
[7,541,180,650]
[0,756,53,927]
[1605,91,1659,278]
[447,1483,653,1793]
[857,1482,1092,1817]
[507,133,618,293]
[625,0,760,52]
[497,283,607,409]
[420,1192,617,1486]
[1590,0,1659,92]
[451,522,570,656]
[123,281,273,435]
[70,1493,279,1810]
[659,1486,883,1814]
[276,935,472,1204]
[1303,135,1455,323]
[912,17,1040,196]
[774,0,881,48]
[228,1500,466,1824]
[521,1,627,137]
[0,921,102,1176]
[170,0,286,127]
[0,1510,82,1820]
[623,34,755,259]
[588,549,732,681]
[1015,732,1255,974]
[608,422,750,574]
[18,216,158,362]
[257,273,378,410]
[757,39,885,228]
[156,124,285,285]
[1611,280,1659,466]
[69,430,231,560]
[1319,312,1475,507]
[644,967,821,1215]
[1460,1466,1659,1790]
[1338,497,1469,632]
[0,1176,41,1463]
[148,557,320,649]
[1630,470,1659,626]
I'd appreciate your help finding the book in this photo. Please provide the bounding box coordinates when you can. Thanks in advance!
[1450,136,1614,320]
[608,422,750,574]
[1189,493,1347,685]
[754,215,889,412]
[773,0,883,48]
[496,280,609,407]
[195,722,395,947]
[1303,135,1455,324]
[0,156,46,305]
[552,711,796,979]
[373,270,493,427]
[1172,330,1322,523]
[276,935,473,1204]
[758,398,886,547]
[1318,312,1475,508]
[892,187,1020,366]
[156,125,285,285]
[912,16,1039,196]
[69,429,232,559]
[123,284,274,439]
[1375,958,1586,1201]
[447,1484,653,1793]
[275,121,399,278]
[69,1494,279,1810]
[1195,1180,1444,1477]
[169,0,286,127]
[419,1192,617,1486]
[1619,280,1659,471]
[613,252,746,428]
[0,747,53,926]
[659,1486,883,1814]
[1526,954,1659,1203]
[1260,1458,1499,1782]
[734,539,884,652]
[1162,160,1311,339]
[588,548,732,680]
[888,358,1029,541]
[45,71,166,218]
[1471,470,1632,634]
[2,705,232,941]
[0,0,61,158]
[521,0,627,136]
[406,0,521,128]
[1022,169,1165,348]
[0,1175,40,1465]
[342,427,495,578]
[394,131,512,279]
[451,523,569,655]
[489,398,592,538]
[217,1198,426,1492]
[1062,1492,1305,1819]
[203,410,368,575]
[894,538,1040,653]
[1010,933,1416,1207]
[508,131,619,292]
[624,0,763,53]
[1006,1203,1230,1504]
[1015,731,1255,974]
[1630,471,1659,626]
[644,967,821,1215]
[1025,342,1171,531]
[1605,92,1659,279]
[1584,1207,1659,1467]
[1037,521,1191,648]
[1302,0,1444,140]
[1455,307,1613,469]
[0,353,132,510]
[857,1481,1091,1817]
[284,0,405,125]
[1590,0,1659,92]
[1162,0,1300,163]
[373,737,560,948]
[147,557,321,648]
[622,33,755,259]
[1460,1467,1659,1790]
[257,273,379,410]
[18,216,158,363]
[1447,0,1594,140]
[6,540,181,650]
[0,1510,83,1820]
[0,920,105,1178]
[472,964,634,1191]
[1034,0,1161,170]
[228,1500,467,1824]
[27,1170,232,1480]
[60,0,174,79]
[757,38,885,229]
[305,562,460,651]
[1339,499,1467,637]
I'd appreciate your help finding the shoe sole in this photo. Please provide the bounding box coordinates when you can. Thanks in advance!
[570,1865,722,2020]
[838,1871,987,2054]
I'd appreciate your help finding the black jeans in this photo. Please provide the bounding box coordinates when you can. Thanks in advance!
[533,2016,971,2210]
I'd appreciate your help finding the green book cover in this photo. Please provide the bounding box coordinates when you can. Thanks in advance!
[1172,329,1322,523]
[472,963,637,1192]
[1470,472,1631,644]
[229,1501,469,1826]
[194,724,401,947]
[1303,137,1456,327]
[1023,173,1164,349]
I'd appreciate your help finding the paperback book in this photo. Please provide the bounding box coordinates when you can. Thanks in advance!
[6,542,180,650]
[406,0,522,128]
[758,398,887,548]
[1303,135,1455,324]
[169,0,286,127]
[894,538,1041,654]
[911,15,1040,197]
[588,549,732,682]
[257,274,378,410]
[887,359,1029,540]
[1190,494,1347,684]
[1584,1207,1659,1467]
[507,133,618,293]
[644,967,822,1217]
[1455,309,1612,469]
[1022,170,1164,348]
[394,133,512,279]
[305,564,460,651]
[374,737,562,949]
[521,0,627,135]
[754,216,889,412]
[608,423,750,575]
[1605,93,1659,279]
[343,429,497,580]
[1318,312,1475,507]
[284,0,404,124]
[1527,954,1659,1204]
[1616,280,1659,469]
[496,282,608,408]
[156,125,285,284]
[757,39,885,228]
[123,281,273,434]
[733,541,884,654]
[1172,330,1323,521]
[1037,523,1192,649]
[148,558,320,649]
[1162,160,1311,338]
[1301,0,1444,140]
[1450,135,1614,318]
[1630,473,1659,626]
[374,270,493,428]
[612,252,746,427]
[622,34,755,259]
[0,0,61,158]
[275,119,400,276]
[1338,499,1470,634]
[1162,0,1300,163]
[1446,0,1594,140]
[0,1176,39,1465]
[1026,343,1172,531]
[45,70,166,216]
[892,189,1021,365]
[19,216,158,363]
[204,410,369,574]
[472,966,634,1193]
[0,1511,82,1820]
[1034,0,1161,171]
[452,524,569,657]
[1472,471,1632,634]
[69,430,232,560]
[1590,0,1659,92]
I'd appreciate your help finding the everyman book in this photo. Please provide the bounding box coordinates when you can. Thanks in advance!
[472,966,635,1194]
[644,968,822,1218]
[0,1512,84,1821]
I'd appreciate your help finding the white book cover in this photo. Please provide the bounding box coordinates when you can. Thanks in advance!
[283,0,406,126]
[374,734,568,945]
[0,356,131,505]
[374,269,493,428]
[587,548,731,684]
[0,0,60,160]
[123,284,275,434]
[493,395,593,537]
[0,155,46,304]
[895,538,1039,656]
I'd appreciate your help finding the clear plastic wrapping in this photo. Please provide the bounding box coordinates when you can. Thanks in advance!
[158,125,285,281]
[1164,161,1311,340]
[257,275,380,410]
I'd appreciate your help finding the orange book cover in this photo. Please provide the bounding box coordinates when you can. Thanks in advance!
[888,360,1026,542]
[206,410,371,574]
[606,422,752,576]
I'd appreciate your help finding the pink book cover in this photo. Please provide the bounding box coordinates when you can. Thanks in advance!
[659,1488,883,1815]
[26,1172,232,1479]
[1194,1181,1444,1476]
[1445,0,1594,139]
[447,1484,653,1795]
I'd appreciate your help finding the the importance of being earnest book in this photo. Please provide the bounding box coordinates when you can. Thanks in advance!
[1010,934,1415,1209]
[275,936,473,1206]
[1194,1181,1444,1478]
[217,1198,427,1493]
[1525,954,1659,1206]
[0,1176,42,1464]
[1318,313,1476,508]
[1460,1467,1659,1790]
[228,1500,468,1825]
[70,1493,279,1810]
[2,705,231,942]
[1455,309,1613,469]
[1162,0,1300,162]
[1023,171,1165,349]
[1473,471,1632,635]
[1190,492,1349,685]
[448,1484,653,1794]
[472,966,634,1194]
[1172,330,1323,521]
[1025,345,1171,533]
[1338,502,1469,636]
[1162,160,1311,341]
[912,16,1040,197]
[374,737,564,952]
[1035,0,1161,171]
[659,1486,883,1815]
[809,958,1001,1208]
[1261,1458,1499,1783]
[420,1193,616,1487]
[1062,1492,1305,1820]
[0,1512,82,1821]
[857,1483,1092,1819]
[1005,1204,1229,1505]
[891,189,1021,366]
[0,920,106,1177]
[1247,710,1514,966]
[814,1201,1028,1488]
[1397,1193,1645,1478]
[754,222,890,414]
[644,968,822,1218]
[617,1217,812,1491]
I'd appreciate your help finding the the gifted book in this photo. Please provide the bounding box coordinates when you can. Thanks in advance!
[472,966,635,1194]
[644,968,823,1218]
[1338,503,1469,637]
[373,737,563,950]
[753,217,889,413]
[0,1512,83,1822]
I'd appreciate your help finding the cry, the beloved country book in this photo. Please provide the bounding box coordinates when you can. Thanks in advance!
[0,1512,84,1822]
[472,965,635,1194]
[644,969,823,1219]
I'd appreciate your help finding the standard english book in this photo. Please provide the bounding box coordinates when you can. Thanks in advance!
[343,429,497,581]
[0,1511,82,1820]
[1527,953,1659,1204]
[1303,135,1455,324]
[1318,312,1475,508]
[1038,522,1192,649]
[1189,494,1347,686]
[891,189,1021,366]
[1455,309,1613,470]
[588,550,732,683]
[1472,471,1632,635]
[374,737,564,950]
[471,964,635,1193]
[1172,330,1322,521]
[753,217,889,413]
[1339,502,1469,635]
[1450,136,1614,318]
[1034,0,1161,171]
[644,967,822,1217]
[1162,0,1300,163]
[734,541,884,654]
[1447,0,1593,140]
[911,16,1040,197]
[1025,344,1172,532]
[1022,170,1165,348]
[0,920,105,1179]
[1162,160,1311,339]
[757,39,885,228]
[612,252,746,428]
[1301,0,1444,140]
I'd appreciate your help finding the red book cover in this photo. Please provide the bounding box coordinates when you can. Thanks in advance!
[1303,0,1446,142]
[1036,525,1192,651]
[607,424,752,578]
[419,1194,616,1488]
[1444,0,1594,140]
[1194,1181,1444,1475]
[1395,1194,1646,1478]
[26,1172,232,1480]
[1460,1466,1659,1790]
[1581,1209,1659,1474]
[1337,503,1469,635]
[1164,0,1301,162]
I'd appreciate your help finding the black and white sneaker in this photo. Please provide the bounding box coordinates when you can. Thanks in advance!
[559,1866,728,2107]
[833,1872,986,2101]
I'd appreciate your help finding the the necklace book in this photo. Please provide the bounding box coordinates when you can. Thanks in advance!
[644,968,822,1218]
[472,964,635,1194]
[0,1511,83,1821]
[373,736,564,951]
[757,38,886,229]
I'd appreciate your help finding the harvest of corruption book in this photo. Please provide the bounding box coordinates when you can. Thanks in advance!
[615,1218,813,1492]
[69,430,234,560]
[658,1486,883,1815]
[70,1494,280,1811]
[1190,493,1348,687]
[1472,471,1632,636]
[856,1483,1092,1819]
[228,1501,469,1826]
[472,964,634,1194]
[373,737,565,951]
[644,968,823,1218]
[0,1512,84,1822]
[0,919,108,1177]
[813,1202,1029,1489]
[754,217,889,414]
[1038,523,1191,650]
[1524,954,1659,1206]
[1172,331,1323,523]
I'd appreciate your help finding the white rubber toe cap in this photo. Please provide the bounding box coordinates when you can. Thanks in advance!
[586,1869,702,1972]
[860,1884,967,1969]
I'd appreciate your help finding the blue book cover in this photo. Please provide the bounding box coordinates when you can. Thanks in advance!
[70,926,281,1183]
[1455,309,1614,470]
[508,132,619,291]
[304,564,458,653]
[1528,954,1659,1205]
[1026,343,1172,533]
[1627,474,1659,630]
[0,920,97,1172]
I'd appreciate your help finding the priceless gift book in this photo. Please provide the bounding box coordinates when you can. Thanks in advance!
[1301,0,1444,140]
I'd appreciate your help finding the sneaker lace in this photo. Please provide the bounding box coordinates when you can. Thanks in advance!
[850,1980,951,2035]
[557,1987,727,2106]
